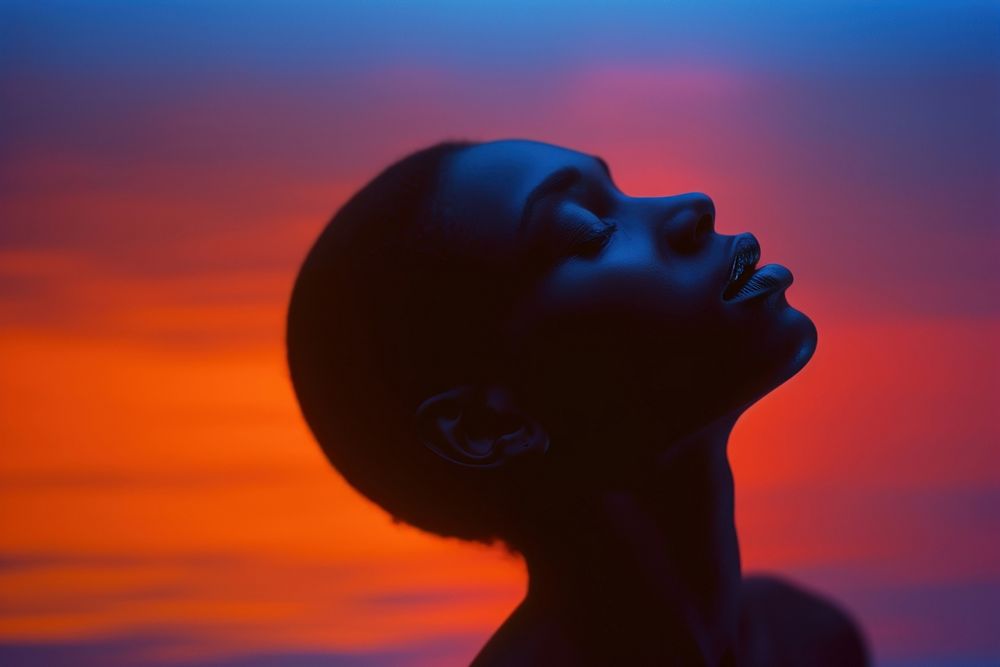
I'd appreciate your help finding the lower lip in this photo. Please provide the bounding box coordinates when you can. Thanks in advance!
[727,263,794,302]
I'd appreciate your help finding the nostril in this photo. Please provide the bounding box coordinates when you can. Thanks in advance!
[657,193,716,254]
[680,213,714,252]
[695,213,714,241]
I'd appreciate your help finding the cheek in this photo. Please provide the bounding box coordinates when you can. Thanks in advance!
[515,258,721,327]
[501,262,731,401]
[497,256,819,436]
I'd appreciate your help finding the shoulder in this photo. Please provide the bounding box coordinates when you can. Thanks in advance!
[738,574,870,667]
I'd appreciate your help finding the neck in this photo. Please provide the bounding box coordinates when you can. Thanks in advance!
[488,416,742,666]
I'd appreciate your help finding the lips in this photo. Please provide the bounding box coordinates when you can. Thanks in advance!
[723,233,795,302]
[723,234,761,300]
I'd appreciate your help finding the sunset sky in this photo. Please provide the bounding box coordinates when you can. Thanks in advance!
[1,1,998,665]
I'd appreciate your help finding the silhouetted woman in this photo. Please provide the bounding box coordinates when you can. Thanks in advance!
[286,139,869,666]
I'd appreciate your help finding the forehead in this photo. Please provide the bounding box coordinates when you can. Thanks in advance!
[436,140,606,246]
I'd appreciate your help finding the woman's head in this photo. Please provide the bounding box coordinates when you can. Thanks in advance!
[286,138,817,545]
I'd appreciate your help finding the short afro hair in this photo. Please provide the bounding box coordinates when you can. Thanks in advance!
[286,139,534,544]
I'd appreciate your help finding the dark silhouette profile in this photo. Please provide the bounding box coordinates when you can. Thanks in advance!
[286,139,870,665]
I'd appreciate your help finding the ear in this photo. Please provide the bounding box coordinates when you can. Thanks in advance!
[414,384,549,469]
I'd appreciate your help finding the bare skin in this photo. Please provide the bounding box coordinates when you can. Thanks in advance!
[472,416,741,666]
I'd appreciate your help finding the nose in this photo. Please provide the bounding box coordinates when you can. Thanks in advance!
[660,192,716,254]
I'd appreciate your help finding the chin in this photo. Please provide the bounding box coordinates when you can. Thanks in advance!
[762,300,818,395]
[728,299,818,418]
[778,299,818,378]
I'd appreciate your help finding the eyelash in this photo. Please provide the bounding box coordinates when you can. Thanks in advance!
[568,220,616,257]
[561,205,617,258]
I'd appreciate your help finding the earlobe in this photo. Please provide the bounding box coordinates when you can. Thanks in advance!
[414,385,549,469]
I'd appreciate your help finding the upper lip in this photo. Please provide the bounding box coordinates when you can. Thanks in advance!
[723,233,761,299]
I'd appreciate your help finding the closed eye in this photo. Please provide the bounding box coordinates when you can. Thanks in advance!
[521,185,618,265]
[558,206,617,259]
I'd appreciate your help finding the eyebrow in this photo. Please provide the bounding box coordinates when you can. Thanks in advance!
[517,155,614,242]
[517,166,583,238]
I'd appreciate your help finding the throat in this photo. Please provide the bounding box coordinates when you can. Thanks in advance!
[520,419,742,665]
